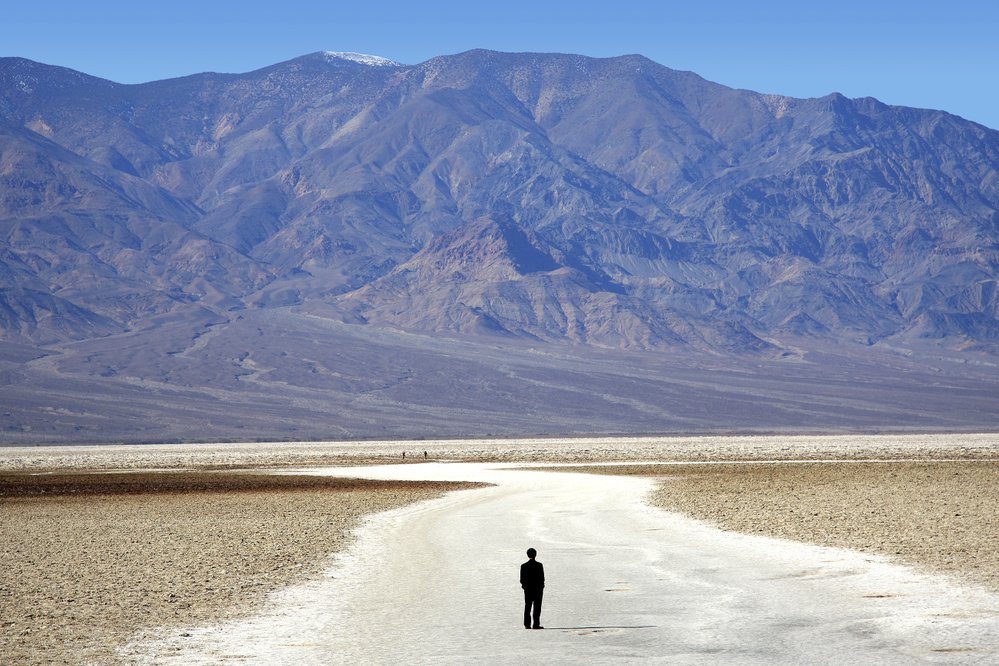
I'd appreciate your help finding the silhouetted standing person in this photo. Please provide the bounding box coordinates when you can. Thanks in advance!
[520,547,545,629]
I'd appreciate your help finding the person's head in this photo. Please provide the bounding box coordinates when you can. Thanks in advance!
[526,548,537,559]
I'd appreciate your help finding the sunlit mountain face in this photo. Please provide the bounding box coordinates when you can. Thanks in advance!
[1,50,997,442]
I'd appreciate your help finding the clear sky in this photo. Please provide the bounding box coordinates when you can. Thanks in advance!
[3,0,997,129]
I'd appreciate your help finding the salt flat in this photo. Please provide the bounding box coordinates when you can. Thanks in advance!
[126,462,999,665]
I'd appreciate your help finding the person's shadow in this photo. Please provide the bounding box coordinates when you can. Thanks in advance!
[543,625,656,631]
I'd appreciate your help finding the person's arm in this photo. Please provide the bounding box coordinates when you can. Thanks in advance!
[540,562,545,588]
[520,562,526,589]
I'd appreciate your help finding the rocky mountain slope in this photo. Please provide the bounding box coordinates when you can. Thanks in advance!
[1,50,998,442]
[2,49,997,353]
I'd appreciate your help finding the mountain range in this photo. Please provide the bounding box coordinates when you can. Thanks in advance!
[1,50,997,443]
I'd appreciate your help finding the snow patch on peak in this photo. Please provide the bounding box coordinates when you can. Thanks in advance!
[760,94,794,119]
[322,52,401,67]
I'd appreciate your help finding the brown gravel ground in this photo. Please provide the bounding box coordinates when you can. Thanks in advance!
[0,471,477,666]
[580,461,999,591]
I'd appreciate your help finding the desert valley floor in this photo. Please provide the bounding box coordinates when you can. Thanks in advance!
[2,434,999,664]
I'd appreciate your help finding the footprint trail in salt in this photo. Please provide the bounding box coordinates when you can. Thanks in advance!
[130,463,999,664]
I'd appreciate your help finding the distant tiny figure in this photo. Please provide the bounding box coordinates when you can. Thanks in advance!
[520,547,545,629]
[402,451,405,460]
[424,450,428,459]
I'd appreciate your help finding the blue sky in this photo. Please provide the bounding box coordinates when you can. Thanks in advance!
[4,0,997,129]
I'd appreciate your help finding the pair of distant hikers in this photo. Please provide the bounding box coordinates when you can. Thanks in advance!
[520,547,545,629]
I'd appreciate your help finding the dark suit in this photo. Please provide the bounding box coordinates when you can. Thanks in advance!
[520,558,545,628]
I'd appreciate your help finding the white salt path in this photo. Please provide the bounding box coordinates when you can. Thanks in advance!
[128,463,999,664]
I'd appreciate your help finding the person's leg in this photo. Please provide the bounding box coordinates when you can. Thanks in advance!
[524,590,532,628]
[532,590,543,628]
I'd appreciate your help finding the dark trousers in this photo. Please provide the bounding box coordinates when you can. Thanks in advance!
[524,588,543,628]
